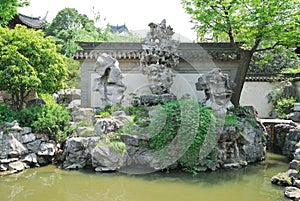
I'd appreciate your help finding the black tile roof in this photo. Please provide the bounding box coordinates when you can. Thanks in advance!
[110,24,128,33]
[8,13,46,29]
[246,73,300,82]
[73,42,240,61]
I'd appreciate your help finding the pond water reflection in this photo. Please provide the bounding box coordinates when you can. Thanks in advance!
[0,153,290,201]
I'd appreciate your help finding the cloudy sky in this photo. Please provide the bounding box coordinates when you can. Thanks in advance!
[18,0,197,41]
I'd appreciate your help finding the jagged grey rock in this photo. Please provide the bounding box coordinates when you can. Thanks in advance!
[21,133,36,144]
[62,137,100,169]
[93,53,126,109]
[140,19,179,94]
[91,145,127,171]
[195,68,235,117]
[38,142,56,156]
[285,187,300,201]
[1,133,28,158]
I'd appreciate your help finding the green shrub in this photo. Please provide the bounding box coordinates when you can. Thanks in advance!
[0,103,71,142]
[17,106,43,127]
[149,101,181,150]
[224,114,239,127]
[275,97,296,119]
[95,110,111,118]
[39,93,56,106]
[267,82,298,118]
[31,105,71,141]
[107,141,127,153]
[144,100,213,174]
[97,133,127,153]
[0,103,17,125]
[178,103,213,173]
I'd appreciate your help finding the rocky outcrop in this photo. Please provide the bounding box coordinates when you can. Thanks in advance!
[61,104,266,173]
[217,119,266,169]
[94,111,133,135]
[285,187,300,201]
[54,88,81,106]
[271,129,300,201]
[92,145,127,172]
[139,94,177,106]
[140,19,179,95]
[264,122,300,158]
[283,129,300,159]
[62,137,100,169]
[0,122,56,175]
[61,137,128,172]
[93,53,126,109]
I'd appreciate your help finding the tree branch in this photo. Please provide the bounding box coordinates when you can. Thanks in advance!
[223,8,238,49]
[255,42,280,52]
[250,38,262,53]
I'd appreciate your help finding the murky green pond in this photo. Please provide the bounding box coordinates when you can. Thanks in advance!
[0,153,290,201]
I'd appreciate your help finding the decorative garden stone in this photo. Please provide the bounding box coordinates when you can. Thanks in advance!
[0,123,57,175]
[195,68,235,116]
[140,19,179,95]
[93,53,126,108]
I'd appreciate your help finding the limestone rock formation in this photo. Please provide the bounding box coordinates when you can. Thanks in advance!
[94,111,133,135]
[0,122,56,175]
[285,187,300,200]
[195,68,235,116]
[54,88,81,106]
[93,53,126,109]
[62,137,128,172]
[92,145,127,172]
[217,119,266,169]
[140,19,179,95]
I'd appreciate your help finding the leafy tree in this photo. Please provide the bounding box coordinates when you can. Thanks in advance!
[0,25,68,110]
[65,57,81,88]
[0,0,29,26]
[45,8,142,57]
[44,8,105,57]
[182,0,300,105]
[249,46,300,74]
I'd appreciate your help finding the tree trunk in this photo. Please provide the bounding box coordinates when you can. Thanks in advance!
[231,50,253,106]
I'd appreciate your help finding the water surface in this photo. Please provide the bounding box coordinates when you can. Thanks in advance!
[0,153,290,201]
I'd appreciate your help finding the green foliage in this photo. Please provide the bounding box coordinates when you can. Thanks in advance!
[249,47,300,74]
[0,0,29,26]
[44,7,142,57]
[267,83,298,118]
[178,104,213,173]
[0,103,17,125]
[17,106,42,127]
[18,105,71,142]
[119,121,137,134]
[64,58,81,88]
[38,93,56,106]
[95,105,113,117]
[224,114,239,127]
[3,128,9,135]
[0,25,68,110]
[31,105,71,140]
[182,0,299,50]
[182,0,300,105]
[149,101,182,150]
[107,31,142,42]
[44,8,108,57]
[281,65,300,74]
[107,141,127,153]
[0,103,71,142]
[98,133,127,153]
[139,100,213,174]
[95,110,111,118]
[275,97,296,119]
